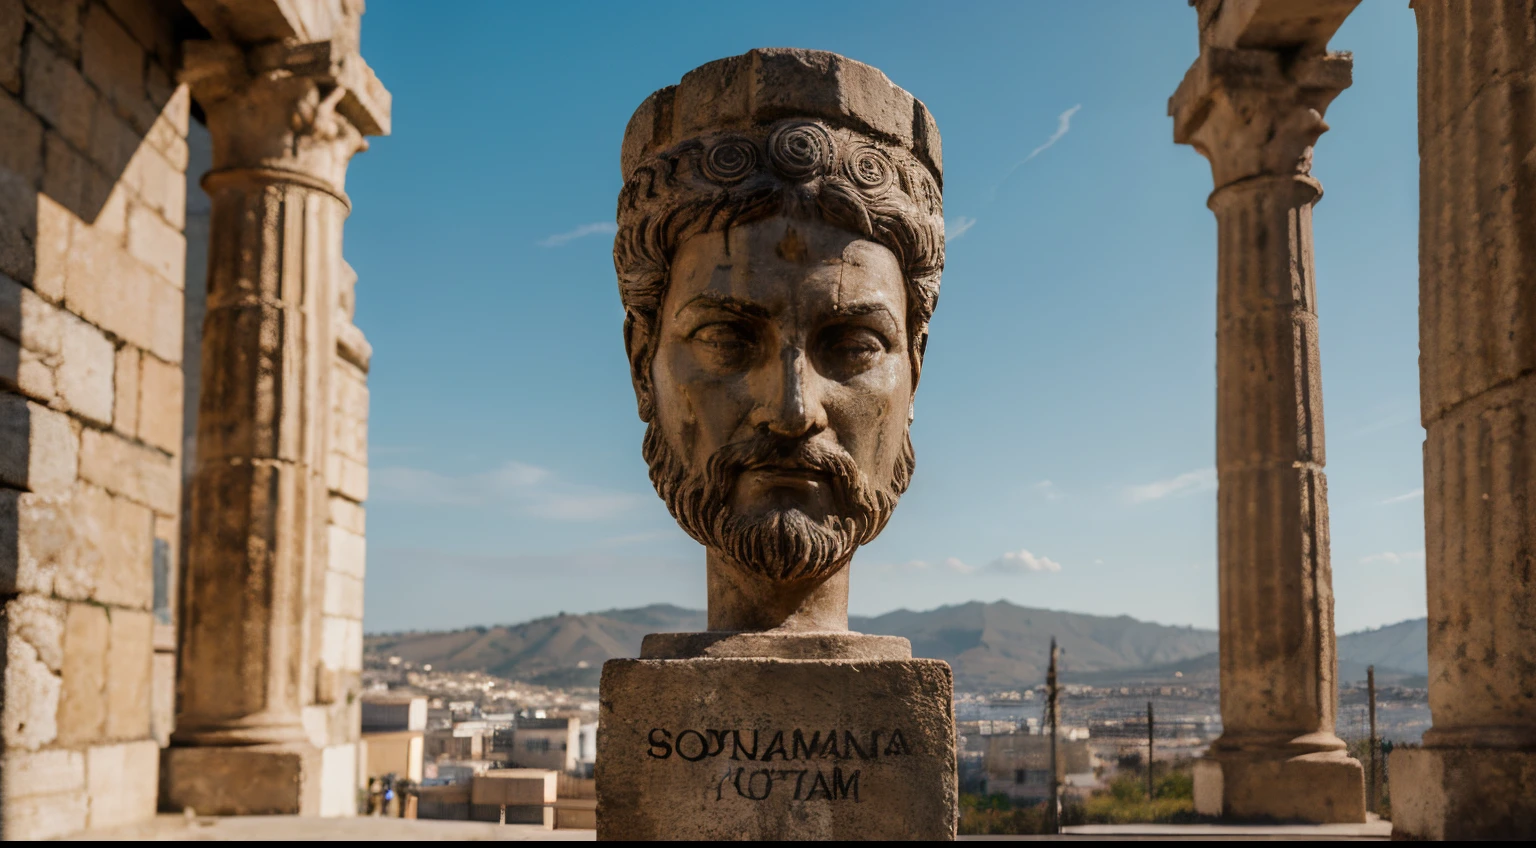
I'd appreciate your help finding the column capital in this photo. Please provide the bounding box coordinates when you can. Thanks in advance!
[181,37,392,198]
[1170,47,1352,190]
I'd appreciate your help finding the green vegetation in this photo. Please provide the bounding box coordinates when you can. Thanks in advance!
[1078,767,1197,824]
[958,761,1200,835]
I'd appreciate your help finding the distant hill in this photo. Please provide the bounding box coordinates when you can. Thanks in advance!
[366,604,704,687]
[1336,618,1428,678]
[366,601,1221,690]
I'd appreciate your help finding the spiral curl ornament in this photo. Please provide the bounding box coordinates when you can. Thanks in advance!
[702,137,757,184]
[843,144,895,193]
[767,121,835,181]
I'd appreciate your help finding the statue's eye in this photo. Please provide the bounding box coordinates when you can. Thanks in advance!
[692,322,756,368]
[693,322,752,348]
[823,327,887,370]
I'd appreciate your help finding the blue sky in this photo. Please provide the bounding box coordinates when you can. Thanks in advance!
[348,1,1425,636]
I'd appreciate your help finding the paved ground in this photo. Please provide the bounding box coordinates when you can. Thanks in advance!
[71,814,597,841]
[74,813,1393,841]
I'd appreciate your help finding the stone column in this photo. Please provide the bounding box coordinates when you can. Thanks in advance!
[160,38,387,816]
[1170,47,1364,823]
[1391,1,1536,839]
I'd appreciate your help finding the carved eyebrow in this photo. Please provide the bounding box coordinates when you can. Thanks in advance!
[675,293,771,320]
[830,302,900,323]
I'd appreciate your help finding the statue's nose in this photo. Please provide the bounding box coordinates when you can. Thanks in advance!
[756,343,827,438]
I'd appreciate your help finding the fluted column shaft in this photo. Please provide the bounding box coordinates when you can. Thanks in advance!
[1212,174,1337,748]
[1391,1,1536,839]
[1171,45,1364,823]
[174,64,362,746]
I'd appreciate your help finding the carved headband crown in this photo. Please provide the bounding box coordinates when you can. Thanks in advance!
[620,48,942,186]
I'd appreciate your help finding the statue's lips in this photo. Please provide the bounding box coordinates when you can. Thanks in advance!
[740,464,829,493]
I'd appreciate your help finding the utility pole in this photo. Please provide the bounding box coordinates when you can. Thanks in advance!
[1047,638,1060,835]
[1147,700,1156,801]
[1367,665,1378,814]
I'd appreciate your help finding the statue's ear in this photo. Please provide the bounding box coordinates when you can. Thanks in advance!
[623,311,656,422]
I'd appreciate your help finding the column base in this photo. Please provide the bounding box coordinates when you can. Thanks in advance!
[160,743,321,815]
[1193,749,1364,823]
[596,655,957,840]
[1390,746,1536,840]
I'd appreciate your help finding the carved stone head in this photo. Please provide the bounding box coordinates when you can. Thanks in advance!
[615,49,943,630]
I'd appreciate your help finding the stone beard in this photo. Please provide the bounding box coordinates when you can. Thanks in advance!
[616,118,944,588]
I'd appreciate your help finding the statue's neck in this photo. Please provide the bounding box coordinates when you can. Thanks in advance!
[705,549,850,632]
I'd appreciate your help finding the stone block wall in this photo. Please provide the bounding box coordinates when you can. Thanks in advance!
[0,0,188,839]
[305,261,371,817]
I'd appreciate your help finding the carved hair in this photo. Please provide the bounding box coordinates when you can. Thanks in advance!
[614,119,945,420]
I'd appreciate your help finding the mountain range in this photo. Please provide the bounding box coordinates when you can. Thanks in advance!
[364,602,1429,691]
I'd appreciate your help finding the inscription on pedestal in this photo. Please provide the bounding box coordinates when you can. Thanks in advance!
[645,727,915,803]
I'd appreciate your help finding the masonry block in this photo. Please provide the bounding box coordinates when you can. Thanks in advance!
[78,427,176,514]
[57,600,108,745]
[105,608,152,739]
[136,351,180,453]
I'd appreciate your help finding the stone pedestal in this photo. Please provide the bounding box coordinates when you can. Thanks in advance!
[1390,748,1536,841]
[1193,747,1363,824]
[596,635,957,840]
[160,744,320,816]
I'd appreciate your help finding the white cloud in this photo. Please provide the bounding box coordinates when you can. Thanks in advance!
[944,557,976,574]
[1125,467,1217,503]
[1024,104,1082,163]
[371,460,641,520]
[947,216,977,240]
[1361,550,1426,565]
[1381,488,1423,505]
[989,549,1063,574]
[539,221,618,248]
[1035,480,1063,501]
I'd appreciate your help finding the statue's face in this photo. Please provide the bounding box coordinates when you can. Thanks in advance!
[639,214,916,583]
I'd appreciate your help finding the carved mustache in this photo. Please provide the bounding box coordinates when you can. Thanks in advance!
[702,432,876,515]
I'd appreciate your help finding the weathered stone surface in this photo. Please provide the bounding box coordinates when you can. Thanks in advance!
[86,740,158,829]
[81,3,145,117]
[150,650,175,746]
[23,33,93,152]
[0,1,22,95]
[1172,27,1361,824]
[621,48,941,182]
[322,570,364,620]
[127,201,185,286]
[170,19,388,825]
[2,748,86,808]
[0,394,78,496]
[328,494,365,535]
[598,658,956,840]
[160,744,321,815]
[1391,747,1536,840]
[56,311,114,425]
[105,608,152,739]
[642,631,911,661]
[2,790,88,840]
[1192,750,1364,824]
[58,601,109,745]
[78,427,177,514]
[318,743,359,818]
[67,483,152,607]
[1391,3,1536,837]
[136,351,181,453]
[113,344,139,436]
[0,86,42,180]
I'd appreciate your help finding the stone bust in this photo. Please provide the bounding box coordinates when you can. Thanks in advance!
[614,48,944,635]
